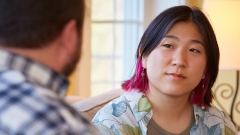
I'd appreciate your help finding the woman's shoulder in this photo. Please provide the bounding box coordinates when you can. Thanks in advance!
[92,90,146,135]
[92,89,146,121]
[194,105,237,134]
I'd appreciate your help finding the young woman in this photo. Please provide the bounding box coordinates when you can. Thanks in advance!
[92,5,237,135]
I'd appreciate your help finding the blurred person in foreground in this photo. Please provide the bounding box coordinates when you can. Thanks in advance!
[0,0,98,134]
[92,5,237,135]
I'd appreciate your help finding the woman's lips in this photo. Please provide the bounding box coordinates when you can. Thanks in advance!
[166,73,186,79]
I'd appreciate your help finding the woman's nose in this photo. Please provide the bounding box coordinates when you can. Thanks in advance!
[171,50,187,68]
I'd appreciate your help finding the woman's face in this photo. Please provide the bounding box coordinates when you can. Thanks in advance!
[142,21,207,97]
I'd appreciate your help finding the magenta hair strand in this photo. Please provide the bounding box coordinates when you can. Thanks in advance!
[122,57,149,93]
[190,72,210,108]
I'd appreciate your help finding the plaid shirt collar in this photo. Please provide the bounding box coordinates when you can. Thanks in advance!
[0,49,69,96]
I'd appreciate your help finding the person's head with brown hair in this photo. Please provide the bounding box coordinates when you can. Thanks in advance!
[0,0,85,76]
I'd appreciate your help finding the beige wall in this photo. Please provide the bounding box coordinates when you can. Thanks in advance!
[143,0,186,30]
[185,0,203,8]
[202,0,240,70]
[67,0,91,98]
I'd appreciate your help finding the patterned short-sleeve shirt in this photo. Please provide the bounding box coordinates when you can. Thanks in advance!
[92,90,237,135]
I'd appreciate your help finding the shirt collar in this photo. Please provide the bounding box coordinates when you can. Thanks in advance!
[123,91,206,126]
[0,49,69,96]
[123,90,152,122]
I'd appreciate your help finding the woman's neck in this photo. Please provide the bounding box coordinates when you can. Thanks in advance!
[147,92,191,115]
[146,89,193,134]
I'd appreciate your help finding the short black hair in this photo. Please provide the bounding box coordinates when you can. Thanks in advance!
[0,0,84,48]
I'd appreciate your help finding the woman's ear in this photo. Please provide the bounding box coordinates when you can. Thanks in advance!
[202,69,207,79]
[139,49,147,68]
[142,56,147,68]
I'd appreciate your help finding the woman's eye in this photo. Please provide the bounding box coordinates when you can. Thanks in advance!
[163,44,173,48]
[189,48,200,53]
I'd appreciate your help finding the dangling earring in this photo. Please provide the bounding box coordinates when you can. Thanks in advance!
[141,68,145,77]
[141,68,146,91]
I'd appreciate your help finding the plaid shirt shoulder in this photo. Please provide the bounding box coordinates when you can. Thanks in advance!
[0,49,98,135]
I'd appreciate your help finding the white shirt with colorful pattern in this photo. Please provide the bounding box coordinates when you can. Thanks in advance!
[92,90,237,135]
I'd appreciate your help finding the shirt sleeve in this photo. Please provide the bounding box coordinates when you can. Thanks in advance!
[92,94,142,135]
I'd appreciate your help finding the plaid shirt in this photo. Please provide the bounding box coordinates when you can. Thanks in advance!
[0,49,98,135]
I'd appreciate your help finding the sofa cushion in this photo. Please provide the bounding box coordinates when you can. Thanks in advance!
[72,89,124,120]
